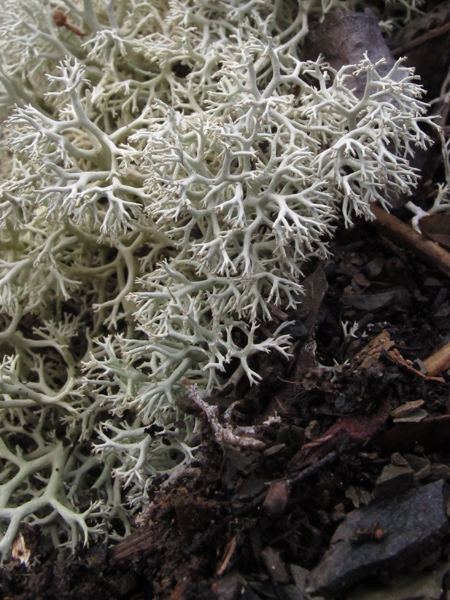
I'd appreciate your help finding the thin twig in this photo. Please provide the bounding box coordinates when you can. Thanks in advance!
[371,204,450,279]
[392,20,450,58]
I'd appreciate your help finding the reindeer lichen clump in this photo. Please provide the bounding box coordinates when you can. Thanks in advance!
[0,0,434,557]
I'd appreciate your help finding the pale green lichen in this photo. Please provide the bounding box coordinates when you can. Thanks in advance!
[0,0,436,557]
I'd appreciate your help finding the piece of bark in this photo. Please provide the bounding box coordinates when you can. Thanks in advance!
[289,266,328,381]
[289,393,391,470]
[376,415,450,455]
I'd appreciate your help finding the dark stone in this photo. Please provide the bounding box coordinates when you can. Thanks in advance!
[260,546,290,584]
[307,481,449,597]
[363,258,385,279]
[374,464,415,500]
[263,480,291,518]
